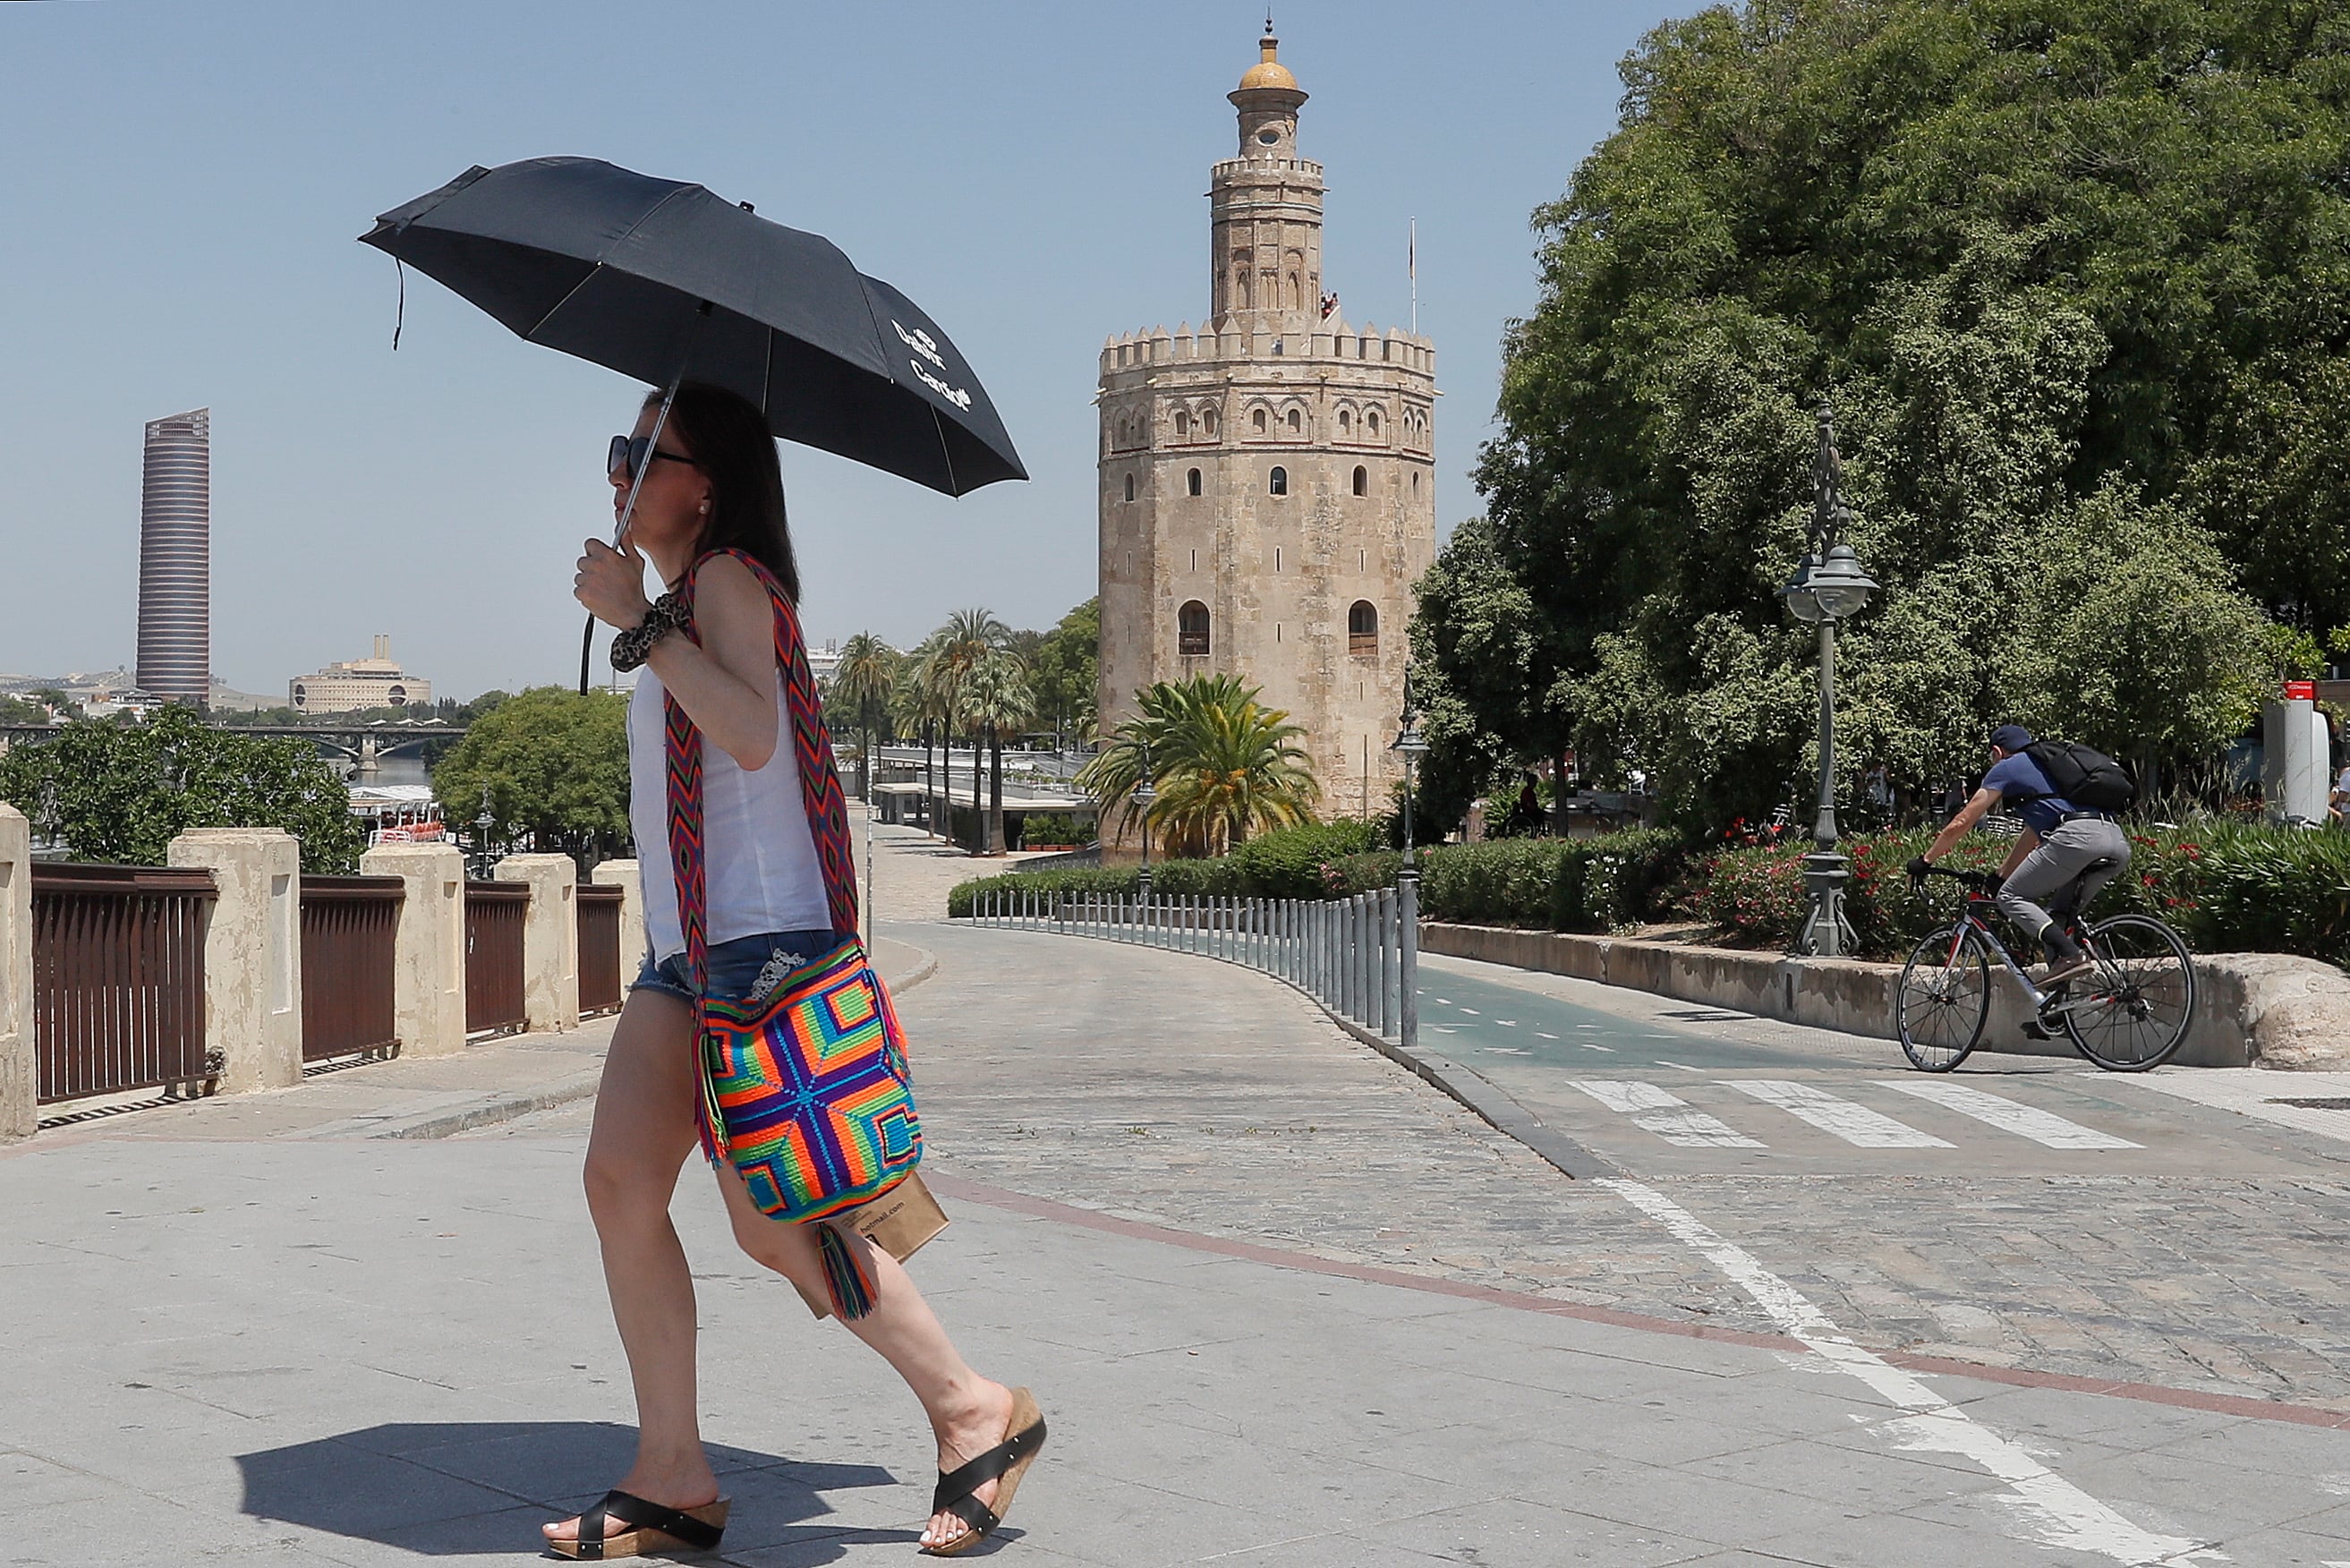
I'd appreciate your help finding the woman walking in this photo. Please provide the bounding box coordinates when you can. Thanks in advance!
[553,382,1043,1558]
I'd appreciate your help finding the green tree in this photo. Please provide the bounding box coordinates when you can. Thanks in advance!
[964,647,1035,855]
[0,703,365,872]
[916,609,1011,853]
[430,686,631,867]
[1430,0,2332,828]
[828,633,900,800]
[1024,598,1099,747]
[1078,673,1320,857]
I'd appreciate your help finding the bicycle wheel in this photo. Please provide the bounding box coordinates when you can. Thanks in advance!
[2062,914,2196,1071]
[1897,925,1989,1072]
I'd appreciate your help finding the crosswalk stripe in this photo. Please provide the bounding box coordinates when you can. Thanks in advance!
[1572,1081,1765,1148]
[1726,1080,1953,1149]
[1877,1080,2139,1149]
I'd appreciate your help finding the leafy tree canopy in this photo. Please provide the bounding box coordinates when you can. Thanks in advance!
[1432,0,2343,827]
[430,686,631,865]
[0,703,364,872]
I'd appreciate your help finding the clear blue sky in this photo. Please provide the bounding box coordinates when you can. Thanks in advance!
[0,0,1684,699]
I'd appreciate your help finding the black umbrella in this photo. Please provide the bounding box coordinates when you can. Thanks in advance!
[360,157,1026,684]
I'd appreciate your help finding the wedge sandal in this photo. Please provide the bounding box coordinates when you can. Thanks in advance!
[546,1488,729,1561]
[921,1386,1047,1556]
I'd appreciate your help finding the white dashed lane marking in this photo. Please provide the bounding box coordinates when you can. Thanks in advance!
[1880,1080,2139,1150]
[1572,1081,1764,1148]
[1727,1080,1953,1150]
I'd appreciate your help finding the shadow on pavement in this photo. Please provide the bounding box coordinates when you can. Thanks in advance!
[236,1420,907,1560]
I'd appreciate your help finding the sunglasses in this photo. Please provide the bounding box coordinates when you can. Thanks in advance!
[608,434,701,482]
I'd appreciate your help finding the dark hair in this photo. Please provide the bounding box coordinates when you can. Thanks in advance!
[645,381,799,604]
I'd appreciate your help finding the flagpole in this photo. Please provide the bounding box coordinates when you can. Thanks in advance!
[1409,217,1418,334]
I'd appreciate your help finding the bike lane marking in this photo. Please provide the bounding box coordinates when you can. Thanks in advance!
[1572,1081,1764,1148]
[1880,1079,2140,1150]
[1726,1079,1954,1149]
[1603,1178,2210,1566]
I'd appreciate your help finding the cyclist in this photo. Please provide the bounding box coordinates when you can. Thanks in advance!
[1908,724,2131,986]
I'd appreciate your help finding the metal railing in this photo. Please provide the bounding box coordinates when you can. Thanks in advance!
[966,882,1420,1048]
[30,863,217,1104]
[576,882,626,1017]
[299,875,404,1063]
[464,881,530,1035]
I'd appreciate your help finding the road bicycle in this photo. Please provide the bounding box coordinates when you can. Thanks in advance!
[1894,864,2196,1073]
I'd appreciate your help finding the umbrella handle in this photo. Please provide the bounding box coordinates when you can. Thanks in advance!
[578,614,597,695]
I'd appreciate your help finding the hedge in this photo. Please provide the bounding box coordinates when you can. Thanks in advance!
[1682,823,2350,967]
[947,822,1687,931]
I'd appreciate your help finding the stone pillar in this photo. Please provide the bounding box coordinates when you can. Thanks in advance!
[167,828,302,1095]
[496,854,578,1034]
[592,858,646,973]
[0,804,33,1140]
[360,841,466,1059]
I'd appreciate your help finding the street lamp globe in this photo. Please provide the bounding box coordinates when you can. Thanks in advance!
[1779,552,1828,624]
[1806,541,1879,621]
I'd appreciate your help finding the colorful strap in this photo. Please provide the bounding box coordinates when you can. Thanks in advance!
[662,548,859,994]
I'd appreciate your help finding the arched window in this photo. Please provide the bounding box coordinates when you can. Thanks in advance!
[1203,407,1218,436]
[1179,600,1211,657]
[1124,473,1136,501]
[1367,408,1383,439]
[1352,465,1367,496]
[1338,409,1352,435]
[1349,601,1379,657]
[1268,465,1288,496]
[1174,410,1189,437]
[1411,471,1420,493]
[1286,408,1303,434]
[1187,467,1202,496]
[1252,407,1268,435]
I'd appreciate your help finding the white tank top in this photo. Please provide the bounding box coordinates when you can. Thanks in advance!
[628,664,831,961]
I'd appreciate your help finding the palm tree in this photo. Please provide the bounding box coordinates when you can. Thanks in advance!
[964,648,1035,854]
[1077,673,1320,858]
[894,635,949,839]
[918,609,1010,853]
[831,632,898,801]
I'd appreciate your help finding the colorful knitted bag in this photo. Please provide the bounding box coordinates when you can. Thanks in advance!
[663,548,921,1317]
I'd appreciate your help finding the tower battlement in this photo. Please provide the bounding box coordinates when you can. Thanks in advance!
[1095,28,1437,820]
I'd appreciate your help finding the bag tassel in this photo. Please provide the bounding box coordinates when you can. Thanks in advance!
[815,1221,877,1320]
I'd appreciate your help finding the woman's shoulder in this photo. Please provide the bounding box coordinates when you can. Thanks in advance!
[690,550,765,599]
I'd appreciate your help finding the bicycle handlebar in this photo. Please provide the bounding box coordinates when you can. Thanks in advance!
[1911,863,2002,894]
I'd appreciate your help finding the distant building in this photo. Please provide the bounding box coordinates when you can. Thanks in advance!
[136,409,211,707]
[1095,28,1436,805]
[291,636,433,713]
[807,638,841,685]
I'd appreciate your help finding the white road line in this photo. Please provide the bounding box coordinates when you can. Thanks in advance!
[1536,1032,1560,1040]
[1654,1060,1702,1073]
[1604,1179,2205,1565]
[1880,1080,2139,1150]
[1458,1007,1481,1016]
[1494,1018,1519,1027]
[1572,1081,1763,1148]
[1579,1043,1615,1052]
[2114,1069,2350,1146]
[1728,1081,1953,1150]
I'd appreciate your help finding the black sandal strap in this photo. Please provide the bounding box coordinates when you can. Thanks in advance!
[942,1493,1000,1535]
[930,1417,1047,1515]
[578,1489,724,1554]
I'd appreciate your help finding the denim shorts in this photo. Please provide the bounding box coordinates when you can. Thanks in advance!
[631,928,853,1006]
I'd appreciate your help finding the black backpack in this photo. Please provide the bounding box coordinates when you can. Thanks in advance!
[2022,739,2136,812]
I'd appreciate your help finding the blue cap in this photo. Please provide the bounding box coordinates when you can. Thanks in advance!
[1989,724,2034,753]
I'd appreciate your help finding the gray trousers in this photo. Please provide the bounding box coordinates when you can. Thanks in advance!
[1996,817,2133,939]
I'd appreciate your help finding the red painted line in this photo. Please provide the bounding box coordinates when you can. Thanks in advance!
[926,1172,2350,1432]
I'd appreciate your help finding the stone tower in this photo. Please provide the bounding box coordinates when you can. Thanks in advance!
[1096,27,1436,820]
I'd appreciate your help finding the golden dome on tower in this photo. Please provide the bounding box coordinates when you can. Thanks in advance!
[1238,33,1298,91]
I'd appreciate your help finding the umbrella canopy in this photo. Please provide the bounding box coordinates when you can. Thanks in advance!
[361,157,1025,496]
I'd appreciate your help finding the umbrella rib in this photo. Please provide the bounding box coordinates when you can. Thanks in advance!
[520,183,702,342]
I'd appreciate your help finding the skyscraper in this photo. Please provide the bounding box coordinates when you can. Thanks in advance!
[136,408,210,706]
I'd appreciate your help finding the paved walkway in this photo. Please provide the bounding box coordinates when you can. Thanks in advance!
[6,828,2350,1564]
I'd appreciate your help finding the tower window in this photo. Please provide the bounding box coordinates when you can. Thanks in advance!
[1204,408,1218,436]
[1187,467,1202,496]
[1275,547,1282,572]
[1352,465,1367,496]
[1339,409,1351,435]
[1349,601,1379,657]
[1125,473,1136,502]
[1367,408,1382,438]
[1411,471,1420,492]
[1268,465,1287,496]
[1286,408,1302,434]
[1252,407,1268,435]
[1175,410,1189,437]
[1189,549,1197,572]
[1179,601,1211,657]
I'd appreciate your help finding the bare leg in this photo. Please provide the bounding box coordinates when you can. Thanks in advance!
[716,1166,1018,1551]
[544,988,718,1547]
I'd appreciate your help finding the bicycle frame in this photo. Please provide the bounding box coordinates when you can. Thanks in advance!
[1941,890,2110,1019]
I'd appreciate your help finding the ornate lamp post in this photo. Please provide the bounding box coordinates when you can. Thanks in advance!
[472,784,497,882]
[1391,670,1428,1049]
[1779,402,1880,958]
[1132,736,1155,910]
